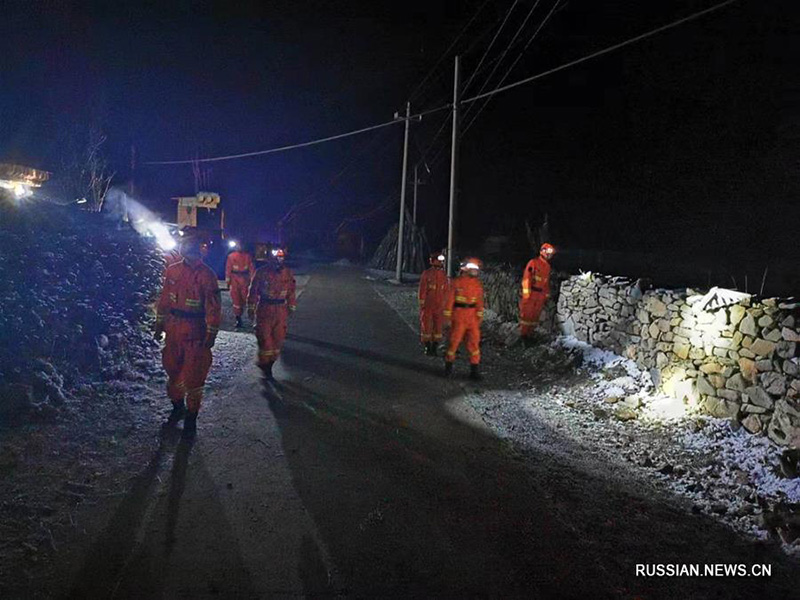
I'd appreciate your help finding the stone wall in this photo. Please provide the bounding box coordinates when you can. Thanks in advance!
[557,273,800,449]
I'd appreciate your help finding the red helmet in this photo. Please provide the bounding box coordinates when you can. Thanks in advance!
[430,251,445,267]
[460,257,482,274]
[540,243,555,260]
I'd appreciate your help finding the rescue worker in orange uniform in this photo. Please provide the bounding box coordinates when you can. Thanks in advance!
[519,243,555,345]
[154,232,221,439]
[248,247,296,379]
[418,251,449,356]
[443,257,484,380]
[225,241,255,329]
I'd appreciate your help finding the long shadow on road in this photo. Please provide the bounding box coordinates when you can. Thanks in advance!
[65,428,258,599]
[264,268,798,599]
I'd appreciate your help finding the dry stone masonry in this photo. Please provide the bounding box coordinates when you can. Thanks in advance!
[557,273,800,449]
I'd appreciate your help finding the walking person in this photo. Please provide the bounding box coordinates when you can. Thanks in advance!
[225,241,255,328]
[519,243,555,346]
[248,247,296,379]
[418,251,449,356]
[443,257,484,380]
[155,231,221,439]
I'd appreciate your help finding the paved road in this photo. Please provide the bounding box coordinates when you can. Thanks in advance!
[65,266,797,599]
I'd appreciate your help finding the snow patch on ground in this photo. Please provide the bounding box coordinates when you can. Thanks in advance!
[373,279,800,556]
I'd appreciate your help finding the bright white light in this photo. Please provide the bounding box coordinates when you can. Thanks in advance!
[437,254,445,261]
[465,262,480,270]
[698,286,751,311]
[0,180,32,198]
[76,198,87,204]
[643,394,688,421]
[178,230,185,236]
[271,248,279,256]
[228,240,238,249]
[147,221,177,251]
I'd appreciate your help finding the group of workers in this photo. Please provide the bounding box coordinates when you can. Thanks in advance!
[153,228,554,438]
[418,243,555,380]
[154,230,295,439]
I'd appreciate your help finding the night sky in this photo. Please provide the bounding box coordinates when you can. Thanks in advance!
[2,0,798,285]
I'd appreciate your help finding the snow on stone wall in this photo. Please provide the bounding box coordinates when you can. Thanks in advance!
[557,273,800,449]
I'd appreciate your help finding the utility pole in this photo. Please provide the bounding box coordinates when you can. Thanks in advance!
[446,56,461,278]
[412,163,419,225]
[395,101,411,282]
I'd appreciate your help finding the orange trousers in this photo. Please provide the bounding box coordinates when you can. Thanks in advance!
[229,275,250,317]
[446,310,481,365]
[420,305,445,343]
[163,337,212,413]
[519,293,547,337]
[255,305,289,365]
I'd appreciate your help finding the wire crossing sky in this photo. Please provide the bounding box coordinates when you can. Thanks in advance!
[144,0,741,166]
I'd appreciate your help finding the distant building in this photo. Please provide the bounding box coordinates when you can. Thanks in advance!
[0,163,50,199]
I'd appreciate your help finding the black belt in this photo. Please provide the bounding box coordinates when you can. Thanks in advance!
[261,298,286,305]
[170,309,206,319]
[530,286,543,292]
[231,270,250,275]
[454,302,476,308]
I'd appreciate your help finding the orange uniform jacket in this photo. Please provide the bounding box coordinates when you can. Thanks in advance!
[444,275,484,365]
[225,250,255,282]
[225,250,255,316]
[418,267,449,343]
[156,260,222,411]
[519,256,551,336]
[247,265,297,364]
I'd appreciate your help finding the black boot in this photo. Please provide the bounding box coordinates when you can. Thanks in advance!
[444,361,453,377]
[429,343,438,357]
[235,315,243,329]
[182,412,197,440]
[166,400,186,426]
[260,361,274,380]
[469,364,482,381]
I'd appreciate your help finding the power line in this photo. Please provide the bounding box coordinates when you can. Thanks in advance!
[461,0,543,123]
[407,0,495,104]
[463,0,563,135]
[146,0,739,167]
[145,105,450,165]
[278,127,393,226]
[145,119,404,165]
[462,0,520,94]
[462,0,741,106]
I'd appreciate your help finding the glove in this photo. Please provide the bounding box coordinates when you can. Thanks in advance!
[204,331,217,349]
[154,323,164,341]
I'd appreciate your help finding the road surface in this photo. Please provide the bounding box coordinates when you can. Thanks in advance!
[64,266,797,599]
